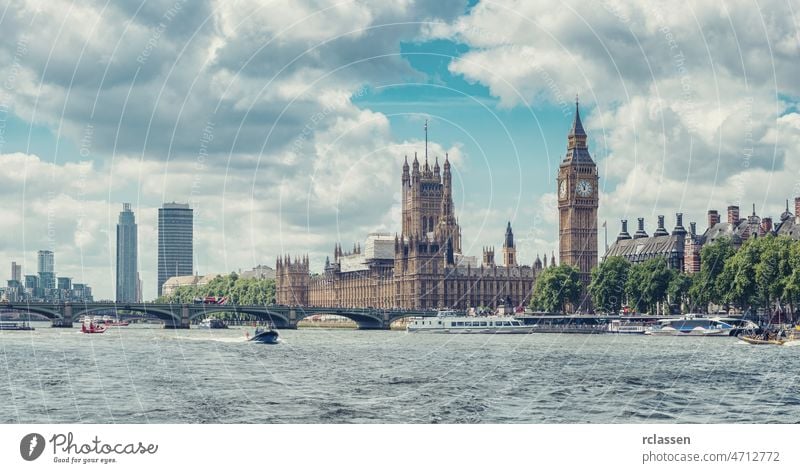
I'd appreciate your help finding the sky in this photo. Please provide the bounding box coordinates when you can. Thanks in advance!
[0,0,798,301]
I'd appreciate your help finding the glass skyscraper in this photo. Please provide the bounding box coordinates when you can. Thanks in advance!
[116,203,139,302]
[37,250,55,291]
[157,202,193,297]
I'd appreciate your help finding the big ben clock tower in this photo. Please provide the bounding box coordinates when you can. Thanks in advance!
[557,98,598,310]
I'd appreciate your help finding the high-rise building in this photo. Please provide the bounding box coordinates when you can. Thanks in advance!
[11,262,21,282]
[37,250,56,291]
[116,203,139,302]
[157,202,193,297]
[557,99,599,310]
[57,277,72,290]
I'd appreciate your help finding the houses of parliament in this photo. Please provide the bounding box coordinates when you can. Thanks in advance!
[276,103,599,310]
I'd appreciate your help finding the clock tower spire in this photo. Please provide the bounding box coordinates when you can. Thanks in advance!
[557,97,598,311]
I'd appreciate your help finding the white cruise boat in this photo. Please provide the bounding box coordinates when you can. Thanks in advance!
[645,315,751,336]
[407,312,531,334]
[606,319,649,335]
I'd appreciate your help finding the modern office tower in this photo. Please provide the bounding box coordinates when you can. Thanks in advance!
[11,262,21,282]
[116,203,139,302]
[157,202,193,297]
[37,250,56,291]
[57,277,72,290]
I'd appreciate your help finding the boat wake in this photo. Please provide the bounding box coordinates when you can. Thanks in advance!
[170,335,247,343]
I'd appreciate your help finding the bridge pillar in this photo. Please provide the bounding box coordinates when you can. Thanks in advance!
[52,303,73,328]
[286,308,298,329]
[163,305,191,329]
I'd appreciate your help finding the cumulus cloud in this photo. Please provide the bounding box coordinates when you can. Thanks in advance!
[429,0,799,250]
[0,0,472,299]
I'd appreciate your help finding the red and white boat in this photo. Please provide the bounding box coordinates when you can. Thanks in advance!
[81,319,107,334]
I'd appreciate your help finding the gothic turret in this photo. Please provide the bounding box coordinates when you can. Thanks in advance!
[402,156,410,186]
[502,221,516,267]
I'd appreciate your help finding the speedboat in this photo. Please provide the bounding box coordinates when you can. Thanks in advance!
[247,327,280,344]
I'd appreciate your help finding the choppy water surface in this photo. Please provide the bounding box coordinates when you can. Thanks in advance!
[1,323,799,423]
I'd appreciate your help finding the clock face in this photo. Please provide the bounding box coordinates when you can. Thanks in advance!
[559,180,567,198]
[576,180,593,197]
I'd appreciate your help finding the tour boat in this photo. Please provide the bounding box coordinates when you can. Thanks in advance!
[198,318,228,329]
[740,335,785,346]
[606,319,649,335]
[93,316,129,327]
[407,313,532,334]
[0,321,35,331]
[645,315,753,336]
[246,327,280,344]
[740,327,800,345]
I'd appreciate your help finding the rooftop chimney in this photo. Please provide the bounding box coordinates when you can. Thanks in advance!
[727,205,740,225]
[653,215,669,237]
[796,197,800,224]
[633,218,648,239]
[672,212,687,236]
[690,222,697,236]
[707,210,720,229]
[617,220,632,241]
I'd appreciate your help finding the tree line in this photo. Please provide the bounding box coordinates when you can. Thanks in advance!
[529,235,800,319]
[156,273,276,306]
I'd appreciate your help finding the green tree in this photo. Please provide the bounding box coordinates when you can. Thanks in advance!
[785,239,800,321]
[529,264,582,313]
[155,274,276,307]
[625,257,674,314]
[667,271,693,312]
[754,236,793,316]
[718,238,761,313]
[689,238,735,310]
[589,256,630,314]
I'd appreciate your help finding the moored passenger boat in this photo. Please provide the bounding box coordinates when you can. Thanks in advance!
[645,315,755,336]
[407,313,531,334]
[0,321,35,331]
[606,319,648,335]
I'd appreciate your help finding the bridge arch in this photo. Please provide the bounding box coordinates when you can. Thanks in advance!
[0,305,63,320]
[72,305,180,324]
[190,307,292,327]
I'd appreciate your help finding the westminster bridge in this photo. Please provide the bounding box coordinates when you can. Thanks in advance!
[0,302,438,330]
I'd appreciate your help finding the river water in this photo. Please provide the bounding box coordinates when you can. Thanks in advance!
[1,322,798,423]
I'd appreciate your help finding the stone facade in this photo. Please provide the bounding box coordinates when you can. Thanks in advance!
[276,126,550,310]
[605,198,800,275]
[557,100,599,309]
